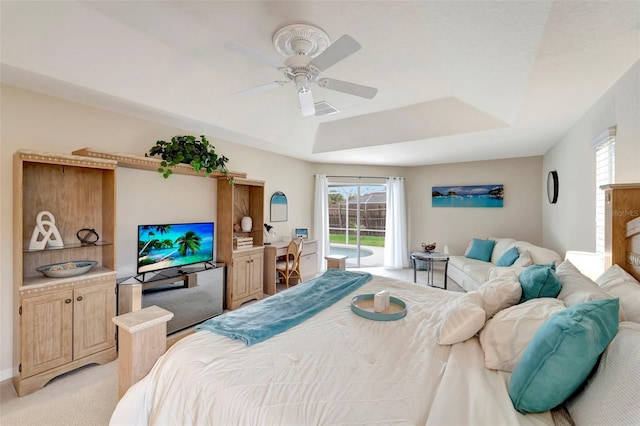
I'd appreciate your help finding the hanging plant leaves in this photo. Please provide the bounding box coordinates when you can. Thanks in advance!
[146,135,230,180]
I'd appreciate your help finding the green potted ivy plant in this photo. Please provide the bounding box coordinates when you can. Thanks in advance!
[146,135,231,181]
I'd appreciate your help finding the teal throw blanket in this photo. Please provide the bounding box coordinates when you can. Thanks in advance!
[195,269,372,345]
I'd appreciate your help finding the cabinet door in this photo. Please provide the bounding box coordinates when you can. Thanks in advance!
[300,241,319,280]
[73,281,116,359]
[232,256,251,301]
[249,252,264,295]
[20,290,73,378]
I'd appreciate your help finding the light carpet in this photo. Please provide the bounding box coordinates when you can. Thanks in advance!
[0,361,117,426]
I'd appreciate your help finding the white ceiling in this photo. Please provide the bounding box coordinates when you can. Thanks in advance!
[2,1,638,166]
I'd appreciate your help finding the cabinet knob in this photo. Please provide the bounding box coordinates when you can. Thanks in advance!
[76,296,83,302]
[65,299,72,304]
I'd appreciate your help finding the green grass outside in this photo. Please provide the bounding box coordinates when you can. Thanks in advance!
[329,233,385,247]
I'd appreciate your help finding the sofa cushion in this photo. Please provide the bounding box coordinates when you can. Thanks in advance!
[509,241,561,266]
[488,237,517,263]
[466,238,496,262]
[519,263,562,302]
[463,264,494,285]
[513,250,533,267]
[496,246,519,267]
[509,298,620,414]
[448,255,487,271]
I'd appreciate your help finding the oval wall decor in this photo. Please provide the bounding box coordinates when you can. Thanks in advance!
[547,171,559,204]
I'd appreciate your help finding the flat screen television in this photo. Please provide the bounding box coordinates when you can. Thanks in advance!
[137,222,214,276]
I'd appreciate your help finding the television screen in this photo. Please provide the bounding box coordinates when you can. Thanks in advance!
[137,222,214,274]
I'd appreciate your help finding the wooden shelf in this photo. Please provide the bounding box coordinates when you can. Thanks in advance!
[24,241,113,253]
[20,267,117,291]
[72,148,247,179]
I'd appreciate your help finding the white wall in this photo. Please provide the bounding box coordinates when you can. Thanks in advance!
[405,157,543,255]
[543,61,640,255]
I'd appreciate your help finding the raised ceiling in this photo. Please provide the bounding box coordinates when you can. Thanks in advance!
[1,1,638,166]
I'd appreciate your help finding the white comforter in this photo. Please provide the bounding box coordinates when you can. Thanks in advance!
[110,275,554,425]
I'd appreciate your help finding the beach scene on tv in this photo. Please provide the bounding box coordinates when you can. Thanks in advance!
[138,223,214,274]
[432,184,504,208]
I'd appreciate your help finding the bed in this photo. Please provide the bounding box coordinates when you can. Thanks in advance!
[110,188,640,425]
[111,272,555,425]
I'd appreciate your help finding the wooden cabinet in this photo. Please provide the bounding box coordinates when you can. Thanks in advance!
[19,278,115,381]
[230,248,264,309]
[13,151,118,396]
[217,178,265,309]
[601,183,640,281]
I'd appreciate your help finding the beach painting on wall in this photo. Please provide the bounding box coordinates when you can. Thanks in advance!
[432,184,504,208]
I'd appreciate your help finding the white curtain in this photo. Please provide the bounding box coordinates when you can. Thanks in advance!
[384,177,409,269]
[314,174,330,271]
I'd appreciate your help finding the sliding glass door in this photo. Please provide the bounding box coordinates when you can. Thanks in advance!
[327,181,386,268]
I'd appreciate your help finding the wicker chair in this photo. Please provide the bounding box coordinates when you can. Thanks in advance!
[276,237,304,288]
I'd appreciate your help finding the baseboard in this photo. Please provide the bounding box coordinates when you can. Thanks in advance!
[1,367,15,382]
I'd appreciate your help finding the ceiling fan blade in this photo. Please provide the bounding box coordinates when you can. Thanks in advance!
[319,78,378,99]
[225,42,283,70]
[232,81,285,98]
[310,35,361,72]
[298,88,316,116]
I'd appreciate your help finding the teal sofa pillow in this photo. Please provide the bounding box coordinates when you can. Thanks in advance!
[519,263,561,302]
[496,246,519,267]
[509,298,619,414]
[465,238,495,262]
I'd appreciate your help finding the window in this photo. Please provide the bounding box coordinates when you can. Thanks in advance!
[327,178,387,268]
[593,126,616,256]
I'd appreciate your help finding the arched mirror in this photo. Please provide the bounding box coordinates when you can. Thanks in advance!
[270,191,288,222]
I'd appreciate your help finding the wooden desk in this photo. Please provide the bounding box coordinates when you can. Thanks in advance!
[263,239,318,294]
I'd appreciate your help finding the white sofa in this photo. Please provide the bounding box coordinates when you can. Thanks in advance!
[447,237,562,292]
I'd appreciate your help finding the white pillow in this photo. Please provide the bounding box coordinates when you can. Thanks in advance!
[487,266,527,281]
[596,264,638,287]
[513,250,533,267]
[557,259,614,305]
[479,298,565,372]
[477,270,522,319]
[567,322,640,424]
[596,265,640,323]
[437,292,486,345]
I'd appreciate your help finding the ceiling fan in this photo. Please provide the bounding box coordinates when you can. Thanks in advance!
[226,23,378,116]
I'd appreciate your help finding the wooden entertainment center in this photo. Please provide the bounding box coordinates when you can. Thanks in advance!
[13,147,317,396]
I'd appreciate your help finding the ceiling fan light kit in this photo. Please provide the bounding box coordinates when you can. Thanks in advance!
[227,23,378,116]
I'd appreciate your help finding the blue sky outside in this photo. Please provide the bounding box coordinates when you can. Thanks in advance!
[329,185,385,198]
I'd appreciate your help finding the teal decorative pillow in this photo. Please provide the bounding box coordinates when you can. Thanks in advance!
[465,238,495,262]
[519,263,561,302]
[496,246,519,267]
[509,298,619,414]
